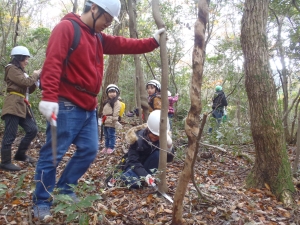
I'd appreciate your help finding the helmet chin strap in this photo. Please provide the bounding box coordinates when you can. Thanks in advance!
[91,11,104,34]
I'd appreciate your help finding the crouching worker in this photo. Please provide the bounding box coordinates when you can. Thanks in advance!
[107,110,174,188]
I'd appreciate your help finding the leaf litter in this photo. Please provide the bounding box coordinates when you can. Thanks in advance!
[0,117,300,224]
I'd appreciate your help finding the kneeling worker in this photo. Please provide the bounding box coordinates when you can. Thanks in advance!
[107,110,174,188]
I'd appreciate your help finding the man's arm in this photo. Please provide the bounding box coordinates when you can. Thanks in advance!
[127,144,149,177]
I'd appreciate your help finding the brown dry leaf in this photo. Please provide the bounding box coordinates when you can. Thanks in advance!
[11,199,22,205]
[264,183,271,190]
[265,190,275,198]
[148,211,156,218]
[207,169,214,176]
[147,194,155,204]
[105,209,119,216]
[210,207,217,215]
[164,209,172,214]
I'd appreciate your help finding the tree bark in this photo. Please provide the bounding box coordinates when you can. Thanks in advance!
[152,0,169,193]
[240,0,295,205]
[98,1,126,114]
[127,0,148,124]
[13,0,24,47]
[292,108,300,175]
[72,0,78,13]
[269,8,290,142]
[171,0,208,224]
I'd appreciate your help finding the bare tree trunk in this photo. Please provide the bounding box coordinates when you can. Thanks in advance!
[72,0,78,13]
[292,108,300,175]
[291,98,300,142]
[269,8,290,142]
[237,85,241,127]
[171,0,208,224]
[240,0,294,205]
[98,2,126,114]
[13,0,24,47]
[152,0,169,193]
[127,0,148,124]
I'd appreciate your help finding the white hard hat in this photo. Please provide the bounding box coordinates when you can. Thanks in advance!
[90,0,121,23]
[168,91,171,97]
[146,80,161,91]
[106,84,120,94]
[11,46,30,57]
[147,110,170,136]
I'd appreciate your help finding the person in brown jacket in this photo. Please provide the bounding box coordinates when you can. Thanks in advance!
[100,84,121,154]
[146,79,161,112]
[0,46,41,171]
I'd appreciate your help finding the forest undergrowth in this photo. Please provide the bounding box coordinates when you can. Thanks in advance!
[0,117,300,225]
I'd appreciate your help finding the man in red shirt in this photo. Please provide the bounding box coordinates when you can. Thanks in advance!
[33,0,165,220]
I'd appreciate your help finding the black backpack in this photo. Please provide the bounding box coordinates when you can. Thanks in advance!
[39,19,103,94]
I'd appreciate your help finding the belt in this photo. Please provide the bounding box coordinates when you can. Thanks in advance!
[10,92,31,106]
[10,91,25,98]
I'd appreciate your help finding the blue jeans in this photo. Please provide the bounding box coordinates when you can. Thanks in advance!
[209,108,224,133]
[33,101,98,206]
[168,113,174,130]
[103,126,116,149]
[121,150,159,188]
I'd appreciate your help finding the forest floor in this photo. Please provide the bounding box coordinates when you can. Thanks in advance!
[0,116,300,225]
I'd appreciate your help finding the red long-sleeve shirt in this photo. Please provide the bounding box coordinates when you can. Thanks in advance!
[41,13,159,111]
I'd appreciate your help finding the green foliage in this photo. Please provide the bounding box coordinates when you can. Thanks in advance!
[0,183,7,197]
[53,180,102,224]
[0,173,27,200]
[206,118,252,145]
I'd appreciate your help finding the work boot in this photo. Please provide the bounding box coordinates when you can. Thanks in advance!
[14,155,36,163]
[1,148,20,171]
[0,163,21,171]
[33,205,52,221]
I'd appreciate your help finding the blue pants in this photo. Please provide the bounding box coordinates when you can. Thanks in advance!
[103,126,116,149]
[168,113,174,130]
[33,100,98,206]
[209,109,224,133]
[121,150,159,188]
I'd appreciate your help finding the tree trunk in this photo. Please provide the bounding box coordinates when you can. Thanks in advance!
[127,0,148,124]
[269,9,290,142]
[72,0,78,13]
[292,107,300,175]
[13,0,24,47]
[240,0,294,205]
[171,0,208,224]
[98,2,126,114]
[152,0,169,193]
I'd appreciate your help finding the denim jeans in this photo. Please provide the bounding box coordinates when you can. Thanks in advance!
[209,108,224,133]
[168,113,174,130]
[103,126,116,149]
[33,101,98,206]
[121,150,159,188]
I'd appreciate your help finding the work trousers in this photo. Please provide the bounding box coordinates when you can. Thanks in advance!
[33,100,98,207]
[1,113,37,163]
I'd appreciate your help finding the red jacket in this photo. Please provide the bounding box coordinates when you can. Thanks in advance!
[41,13,159,111]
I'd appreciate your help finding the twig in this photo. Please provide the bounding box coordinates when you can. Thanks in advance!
[139,135,184,162]
[28,206,34,225]
[199,142,227,153]
[191,113,214,203]
[4,205,15,224]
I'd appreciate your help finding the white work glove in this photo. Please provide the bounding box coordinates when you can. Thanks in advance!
[98,118,102,126]
[153,28,165,44]
[145,174,155,186]
[115,121,123,129]
[39,101,59,121]
[167,133,173,149]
